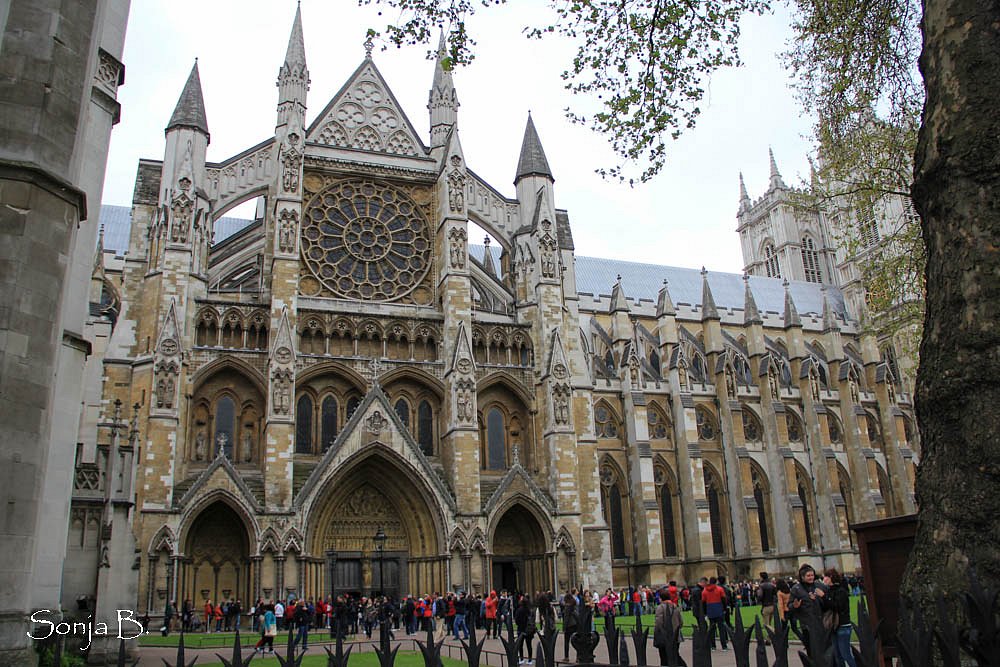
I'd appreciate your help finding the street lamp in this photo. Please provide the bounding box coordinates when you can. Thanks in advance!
[373,526,386,599]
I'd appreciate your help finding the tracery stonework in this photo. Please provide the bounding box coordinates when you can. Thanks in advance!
[300,179,432,302]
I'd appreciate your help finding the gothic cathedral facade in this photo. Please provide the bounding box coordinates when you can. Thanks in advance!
[70,7,918,615]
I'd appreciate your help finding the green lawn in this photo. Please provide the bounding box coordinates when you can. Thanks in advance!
[194,650,467,667]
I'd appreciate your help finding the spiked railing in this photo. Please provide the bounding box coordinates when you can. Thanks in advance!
[570,605,601,665]
[324,630,353,667]
[416,624,444,667]
[276,626,304,667]
[629,611,649,666]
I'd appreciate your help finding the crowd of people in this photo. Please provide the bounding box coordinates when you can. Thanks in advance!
[158,566,863,665]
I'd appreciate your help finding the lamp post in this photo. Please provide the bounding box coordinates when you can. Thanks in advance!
[373,526,386,599]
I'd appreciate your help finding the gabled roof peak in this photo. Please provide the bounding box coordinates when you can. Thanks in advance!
[166,61,210,140]
[515,114,553,183]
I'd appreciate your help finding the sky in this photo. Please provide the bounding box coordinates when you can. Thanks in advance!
[101,1,816,274]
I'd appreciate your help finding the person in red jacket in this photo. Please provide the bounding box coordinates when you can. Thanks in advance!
[701,577,729,651]
[667,582,679,606]
[484,591,499,638]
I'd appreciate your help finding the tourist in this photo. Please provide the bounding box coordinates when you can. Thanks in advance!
[203,599,214,633]
[775,579,791,623]
[789,564,828,632]
[274,599,285,631]
[823,568,856,667]
[702,577,729,651]
[292,599,310,652]
[514,595,536,664]
[254,606,277,655]
[162,599,175,637]
[453,592,470,641]
[757,572,777,633]
[561,592,579,661]
[653,587,685,667]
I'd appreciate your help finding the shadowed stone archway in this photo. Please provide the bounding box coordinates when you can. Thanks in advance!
[491,503,550,595]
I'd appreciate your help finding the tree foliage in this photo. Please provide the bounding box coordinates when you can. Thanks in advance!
[361,0,769,184]
[785,0,925,377]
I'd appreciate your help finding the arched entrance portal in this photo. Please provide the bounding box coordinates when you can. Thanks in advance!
[182,501,252,607]
[491,504,549,595]
[307,453,445,599]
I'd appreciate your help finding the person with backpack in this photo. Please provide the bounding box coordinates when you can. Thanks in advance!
[514,595,536,664]
[653,588,685,667]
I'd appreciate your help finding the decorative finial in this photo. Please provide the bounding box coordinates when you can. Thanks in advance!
[363,34,374,58]
[783,278,790,289]
[663,278,668,286]
[743,272,749,283]
[701,266,708,276]
[484,236,490,246]
[616,274,622,282]
[368,357,383,386]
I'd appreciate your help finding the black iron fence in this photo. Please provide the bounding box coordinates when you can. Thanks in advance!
[39,581,1000,667]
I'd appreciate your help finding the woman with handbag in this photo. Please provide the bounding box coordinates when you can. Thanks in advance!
[822,569,856,667]
[253,607,277,655]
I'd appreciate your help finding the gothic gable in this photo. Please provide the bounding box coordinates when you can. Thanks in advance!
[482,455,556,515]
[293,384,456,515]
[306,59,426,157]
[174,451,264,513]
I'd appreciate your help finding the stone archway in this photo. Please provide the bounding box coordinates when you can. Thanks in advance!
[306,452,446,599]
[491,503,550,595]
[182,501,252,609]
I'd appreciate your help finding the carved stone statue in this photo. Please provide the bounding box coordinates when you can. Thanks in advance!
[448,227,467,269]
[448,169,466,212]
[809,370,821,401]
[725,366,737,399]
[194,431,207,461]
[241,431,253,462]
[768,367,780,401]
[278,209,297,254]
[541,244,556,278]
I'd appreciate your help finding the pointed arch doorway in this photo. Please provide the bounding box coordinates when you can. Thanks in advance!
[491,504,550,595]
[307,452,446,599]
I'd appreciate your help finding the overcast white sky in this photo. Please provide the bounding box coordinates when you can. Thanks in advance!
[101,1,816,273]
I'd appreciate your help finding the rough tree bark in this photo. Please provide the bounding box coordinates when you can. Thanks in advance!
[905,0,1000,614]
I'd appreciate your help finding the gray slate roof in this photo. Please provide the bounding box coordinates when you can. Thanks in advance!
[166,62,210,136]
[470,244,849,318]
[98,205,254,255]
[515,115,553,182]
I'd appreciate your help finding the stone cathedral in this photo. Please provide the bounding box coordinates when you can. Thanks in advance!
[67,6,918,616]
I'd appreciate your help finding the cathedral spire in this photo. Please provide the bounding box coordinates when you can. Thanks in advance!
[515,114,553,183]
[783,280,802,328]
[656,279,676,317]
[609,275,630,314]
[429,30,459,149]
[743,274,762,325]
[768,147,785,190]
[700,267,720,321]
[481,236,497,277]
[821,286,840,333]
[166,61,210,140]
[739,172,751,213]
[283,2,307,69]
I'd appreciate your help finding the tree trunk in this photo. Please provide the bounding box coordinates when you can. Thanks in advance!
[905,0,1000,615]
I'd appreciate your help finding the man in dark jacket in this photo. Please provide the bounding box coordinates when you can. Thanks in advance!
[757,573,777,632]
[292,599,311,651]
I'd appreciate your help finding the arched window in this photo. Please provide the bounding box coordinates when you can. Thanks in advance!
[797,471,815,550]
[827,413,842,444]
[733,354,752,386]
[838,465,855,548]
[394,398,410,429]
[690,353,707,383]
[655,466,679,558]
[417,400,434,456]
[321,396,338,451]
[486,408,506,470]
[704,469,726,556]
[858,208,880,248]
[742,410,762,443]
[786,412,803,442]
[604,350,615,376]
[696,406,717,441]
[295,395,313,454]
[801,236,822,283]
[346,396,361,419]
[600,463,627,559]
[647,405,670,440]
[764,243,781,279]
[751,466,772,552]
[214,396,236,459]
[866,413,883,449]
[876,464,893,516]
[594,403,619,439]
[649,349,661,378]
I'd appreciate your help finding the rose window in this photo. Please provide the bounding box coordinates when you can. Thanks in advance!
[301,179,431,301]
